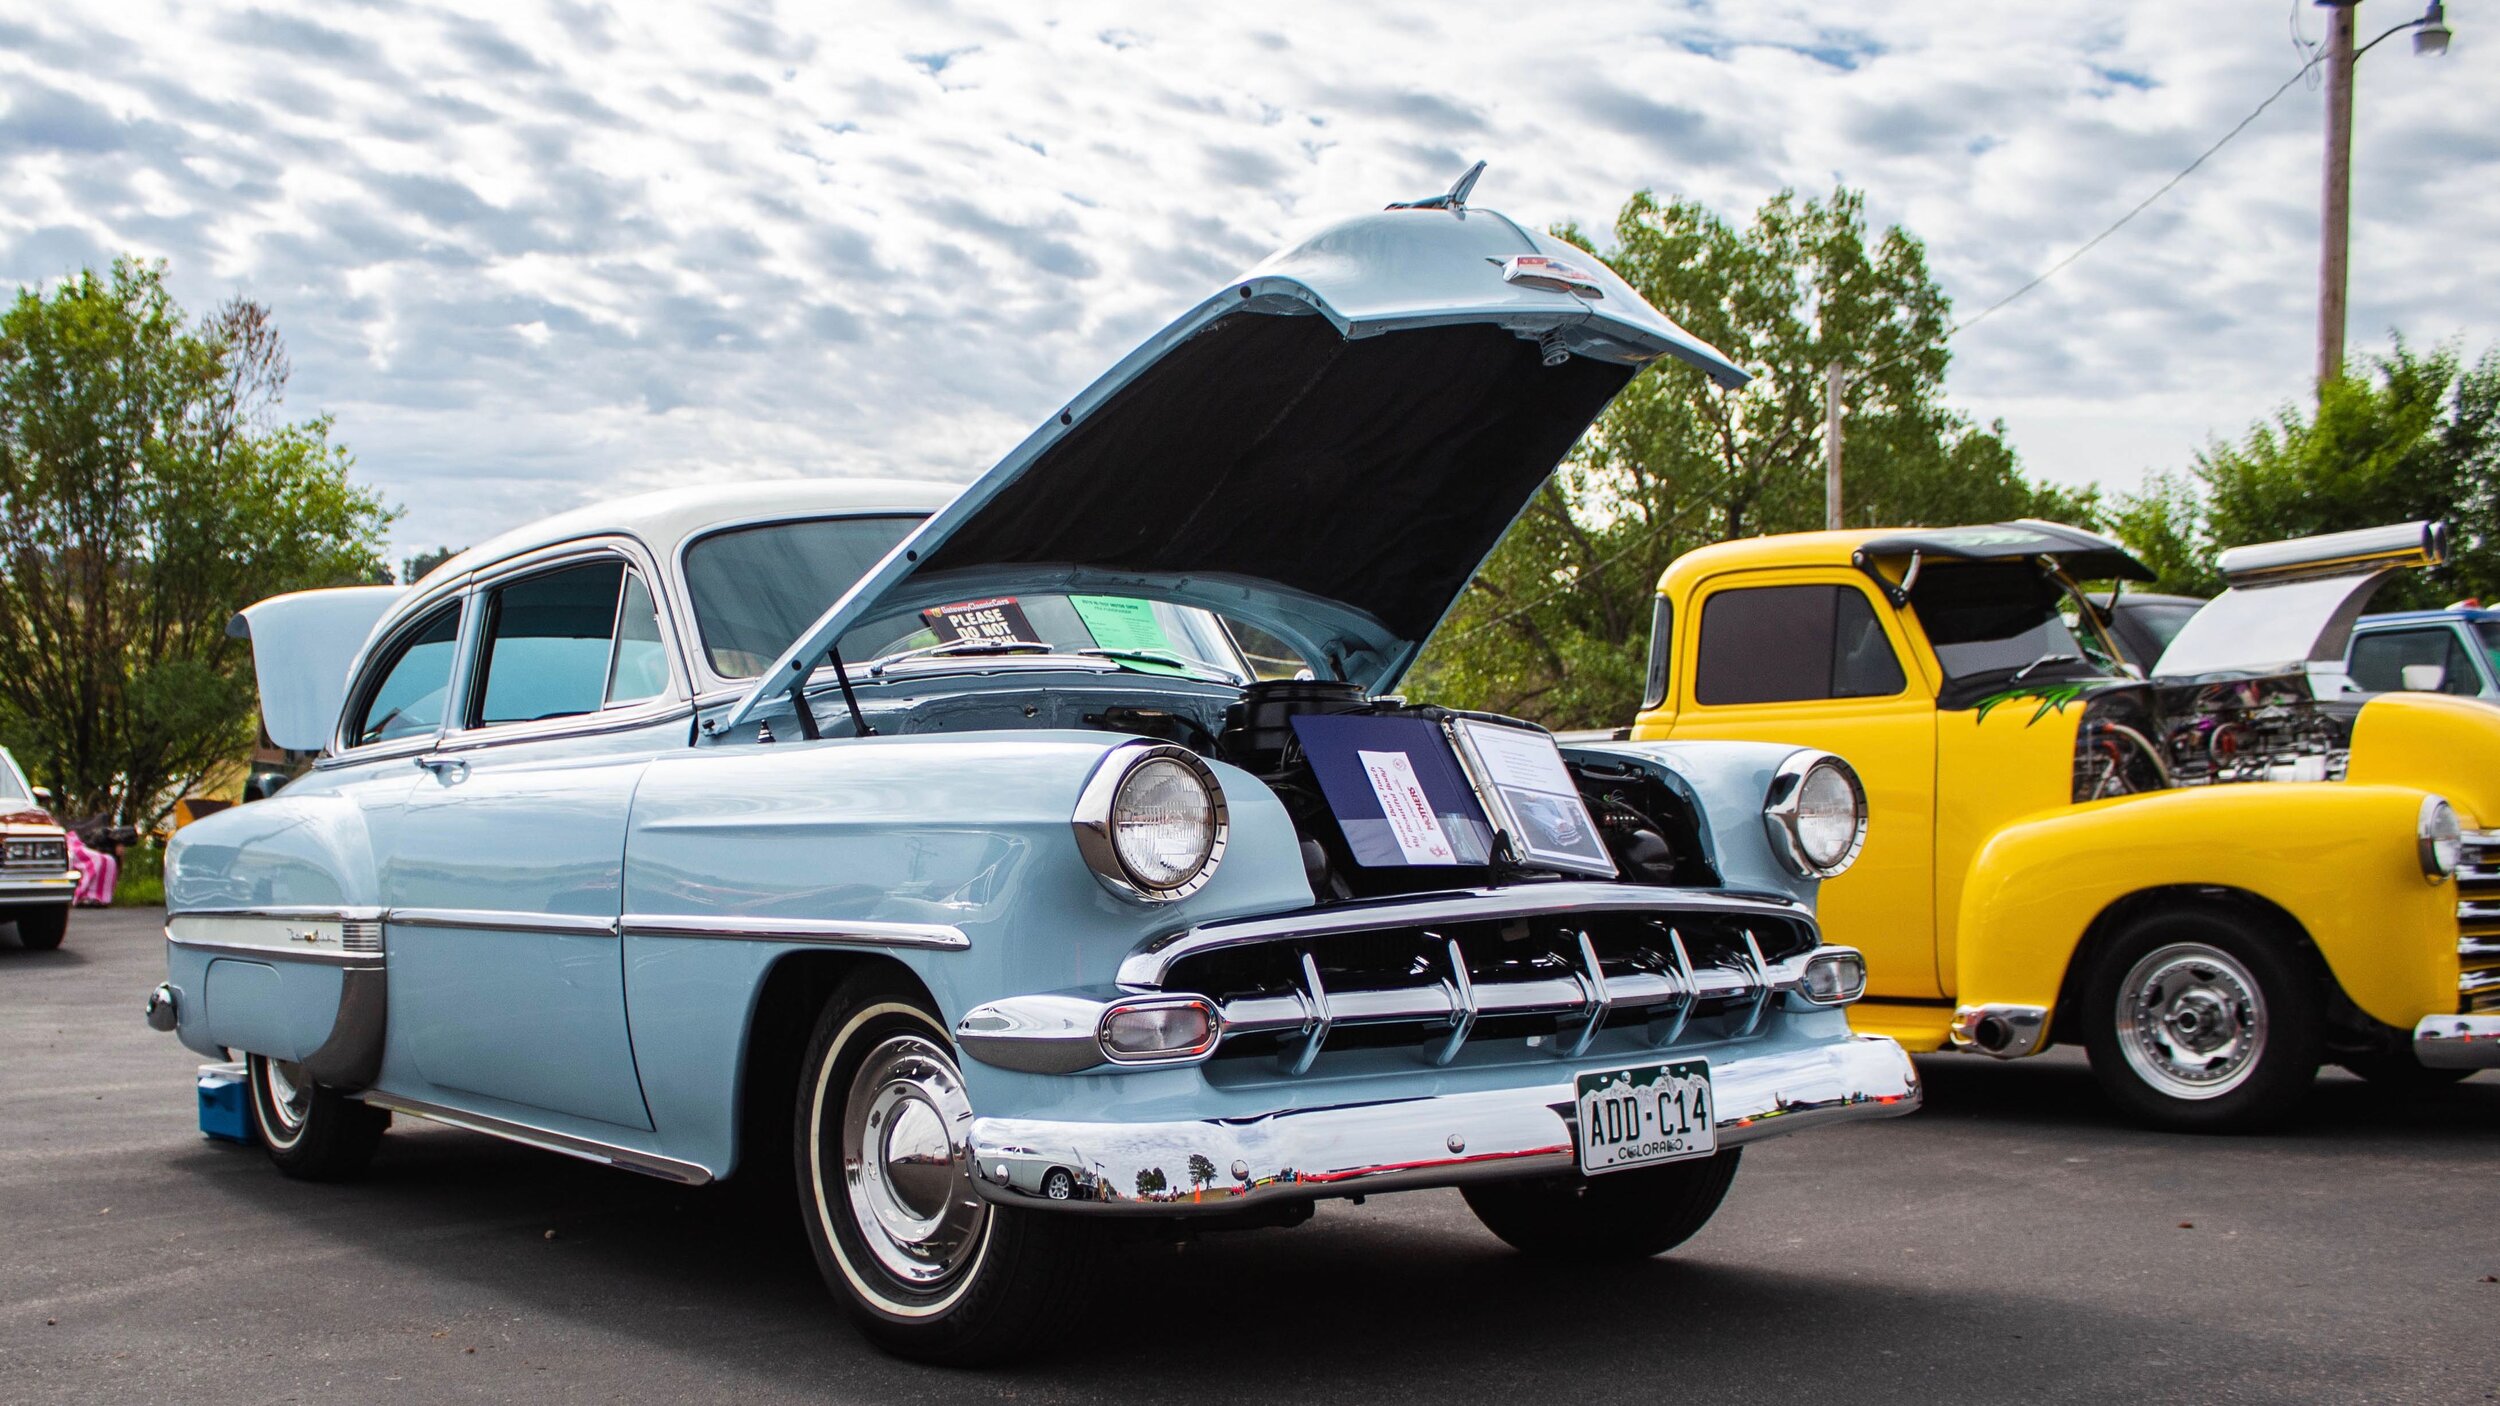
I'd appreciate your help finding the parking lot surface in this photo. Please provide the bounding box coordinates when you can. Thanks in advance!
[3,907,2492,1405]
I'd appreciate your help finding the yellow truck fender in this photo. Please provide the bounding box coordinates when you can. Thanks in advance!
[1954,782,2458,1041]
[2345,690,2500,826]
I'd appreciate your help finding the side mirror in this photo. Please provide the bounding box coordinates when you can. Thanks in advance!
[29,786,52,808]
[2401,663,2447,691]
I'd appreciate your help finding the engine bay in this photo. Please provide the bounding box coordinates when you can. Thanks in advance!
[2071,675,2358,802]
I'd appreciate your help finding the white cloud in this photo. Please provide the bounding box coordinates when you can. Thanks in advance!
[3,0,2494,558]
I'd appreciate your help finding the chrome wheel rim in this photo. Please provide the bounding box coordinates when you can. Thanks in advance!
[258,1056,312,1143]
[2116,942,2267,1100]
[839,1033,988,1289]
[1044,1170,1073,1201]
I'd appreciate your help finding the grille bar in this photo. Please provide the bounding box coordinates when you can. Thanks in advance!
[2456,831,2500,1014]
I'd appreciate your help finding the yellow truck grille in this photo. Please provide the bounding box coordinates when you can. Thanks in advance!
[2455,832,2500,1013]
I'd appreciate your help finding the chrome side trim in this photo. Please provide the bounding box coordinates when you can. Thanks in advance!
[389,908,621,937]
[969,1033,1920,1215]
[620,914,971,951]
[1117,883,1812,989]
[164,936,384,967]
[2413,1014,2500,1070]
[169,905,387,923]
[360,1092,713,1185]
[1948,1002,2053,1059]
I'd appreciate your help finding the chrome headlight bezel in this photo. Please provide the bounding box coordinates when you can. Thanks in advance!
[1764,750,1869,880]
[1073,740,1229,903]
[2417,793,2462,883]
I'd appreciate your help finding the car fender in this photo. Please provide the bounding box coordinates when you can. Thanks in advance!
[1563,737,1830,904]
[2345,690,2500,827]
[616,729,1312,1175]
[1955,782,2458,1033]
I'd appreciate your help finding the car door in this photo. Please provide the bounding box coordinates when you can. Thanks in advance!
[1660,572,1943,998]
[381,542,689,1131]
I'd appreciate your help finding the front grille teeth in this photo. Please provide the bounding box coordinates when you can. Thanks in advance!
[2456,831,2500,1013]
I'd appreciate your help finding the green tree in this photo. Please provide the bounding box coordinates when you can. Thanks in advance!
[1413,187,2087,728]
[0,259,392,825]
[1185,1152,1217,1190]
[2109,339,2500,608]
[402,545,462,585]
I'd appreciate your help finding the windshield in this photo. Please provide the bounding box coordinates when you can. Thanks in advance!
[839,593,1252,682]
[2475,622,2500,677]
[0,752,28,804]
[684,515,924,679]
[1910,561,2116,682]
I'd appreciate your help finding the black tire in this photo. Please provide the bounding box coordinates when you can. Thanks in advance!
[2080,906,2324,1132]
[1461,1149,1742,1261]
[247,1053,388,1179]
[10,906,67,950]
[2338,1045,2475,1089]
[1040,1168,1077,1202]
[793,973,1100,1365]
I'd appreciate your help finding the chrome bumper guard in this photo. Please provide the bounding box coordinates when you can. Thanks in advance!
[969,1033,1920,1214]
[2414,1013,2500,1069]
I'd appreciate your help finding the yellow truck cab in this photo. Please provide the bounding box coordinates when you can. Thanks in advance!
[1633,519,2498,1128]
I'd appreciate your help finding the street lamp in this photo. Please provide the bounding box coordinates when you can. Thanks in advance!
[2315,0,2452,390]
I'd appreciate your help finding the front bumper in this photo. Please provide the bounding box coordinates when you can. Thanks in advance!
[0,874,75,905]
[2414,1014,2500,1069]
[969,1032,1919,1214]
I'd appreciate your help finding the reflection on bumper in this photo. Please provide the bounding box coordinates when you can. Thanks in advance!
[2414,1014,2500,1069]
[970,1034,1919,1214]
[0,875,74,904]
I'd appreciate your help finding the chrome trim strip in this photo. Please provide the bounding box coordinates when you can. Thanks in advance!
[389,908,621,937]
[359,1093,713,1185]
[169,905,388,923]
[619,914,971,951]
[163,935,385,967]
[970,1033,1919,1215]
[1118,883,1813,989]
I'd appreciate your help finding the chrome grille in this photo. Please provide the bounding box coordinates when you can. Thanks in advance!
[1,837,66,873]
[1142,891,1819,1074]
[2456,831,2500,1013]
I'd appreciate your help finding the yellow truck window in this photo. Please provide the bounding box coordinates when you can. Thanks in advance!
[1695,585,1905,705]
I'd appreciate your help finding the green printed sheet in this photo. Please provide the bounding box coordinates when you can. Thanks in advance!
[1069,595,1188,674]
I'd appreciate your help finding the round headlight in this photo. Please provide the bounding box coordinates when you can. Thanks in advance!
[1074,743,1228,901]
[1766,752,1868,880]
[2418,794,2462,882]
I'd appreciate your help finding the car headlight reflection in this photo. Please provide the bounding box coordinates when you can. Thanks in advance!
[2418,794,2462,882]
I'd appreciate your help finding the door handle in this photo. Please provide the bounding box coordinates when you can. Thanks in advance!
[414,755,468,781]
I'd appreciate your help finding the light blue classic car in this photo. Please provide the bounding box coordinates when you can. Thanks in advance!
[147,175,1919,1364]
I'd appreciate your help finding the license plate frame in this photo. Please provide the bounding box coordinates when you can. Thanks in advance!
[1574,1059,1716,1175]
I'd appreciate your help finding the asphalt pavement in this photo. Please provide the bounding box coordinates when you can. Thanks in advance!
[3,907,2493,1405]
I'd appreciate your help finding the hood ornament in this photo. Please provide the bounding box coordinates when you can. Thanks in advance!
[1387,160,1486,214]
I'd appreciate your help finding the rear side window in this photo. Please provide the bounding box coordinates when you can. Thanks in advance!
[351,603,462,747]
[473,560,667,727]
[2349,627,2482,696]
[1642,596,1672,710]
[1695,585,1906,705]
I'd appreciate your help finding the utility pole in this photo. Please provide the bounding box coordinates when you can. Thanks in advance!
[2318,0,2358,390]
[1824,361,1844,530]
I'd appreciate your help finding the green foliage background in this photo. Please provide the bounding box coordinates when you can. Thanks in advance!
[1412,187,2092,729]
[0,260,392,826]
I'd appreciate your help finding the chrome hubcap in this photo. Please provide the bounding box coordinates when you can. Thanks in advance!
[262,1057,311,1134]
[840,1034,987,1288]
[2117,942,2267,1100]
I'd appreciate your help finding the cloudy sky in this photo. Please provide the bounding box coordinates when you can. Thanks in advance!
[4,1,2495,562]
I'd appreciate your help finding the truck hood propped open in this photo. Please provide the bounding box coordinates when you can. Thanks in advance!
[728,191,1748,730]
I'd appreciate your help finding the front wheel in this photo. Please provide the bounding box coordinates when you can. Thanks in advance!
[794,975,1100,1365]
[2081,908,2322,1131]
[247,1054,388,1179]
[1461,1149,1742,1260]
[9,906,67,950]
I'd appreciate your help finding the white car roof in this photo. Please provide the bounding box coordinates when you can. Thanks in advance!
[413,478,963,589]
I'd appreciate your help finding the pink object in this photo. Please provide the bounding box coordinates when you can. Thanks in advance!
[65,830,116,907]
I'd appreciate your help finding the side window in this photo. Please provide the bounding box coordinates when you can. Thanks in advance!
[351,603,462,748]
[1642,596,1673,710]
[607,572,669,706]
[1695,584,1907,706]
[474,560,640,727]
[2349,627,2479,695]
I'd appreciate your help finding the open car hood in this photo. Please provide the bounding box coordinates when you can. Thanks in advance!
[728,196,1747,728]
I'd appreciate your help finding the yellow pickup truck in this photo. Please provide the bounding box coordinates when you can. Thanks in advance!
[1630,519,2497,1129]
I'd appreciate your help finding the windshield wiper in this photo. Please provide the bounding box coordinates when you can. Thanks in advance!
[2009,651,2083,684]
[862,638,1053,677]
[1075,647,1247,684]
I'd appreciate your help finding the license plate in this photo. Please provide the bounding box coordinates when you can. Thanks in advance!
[1575,1060,1715,1175]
